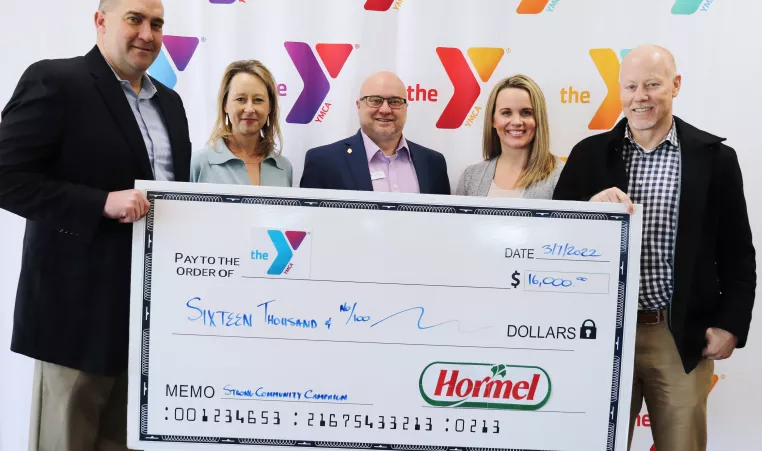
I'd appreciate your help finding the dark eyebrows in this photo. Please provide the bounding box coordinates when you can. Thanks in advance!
[124,10,164,27]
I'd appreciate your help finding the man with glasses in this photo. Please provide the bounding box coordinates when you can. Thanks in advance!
[300,71,450,194]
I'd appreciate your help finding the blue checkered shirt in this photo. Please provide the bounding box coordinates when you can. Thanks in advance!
[622,121,681,311]
[108,63,175,181]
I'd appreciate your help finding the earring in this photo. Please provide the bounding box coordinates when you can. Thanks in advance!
[225,114,230,128]
[266,115,270,127]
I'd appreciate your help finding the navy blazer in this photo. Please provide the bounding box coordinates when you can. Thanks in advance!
[300,130,450,195]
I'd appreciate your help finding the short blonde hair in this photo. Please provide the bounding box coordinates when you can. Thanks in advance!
[208,60,283,155]
[482,74,557,188]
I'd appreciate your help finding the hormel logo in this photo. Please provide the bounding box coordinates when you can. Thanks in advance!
[419,362,551,410]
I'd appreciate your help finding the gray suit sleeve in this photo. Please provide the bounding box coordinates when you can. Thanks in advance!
[455,166,471,196]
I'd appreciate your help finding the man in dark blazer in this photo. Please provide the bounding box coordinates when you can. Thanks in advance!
[300,71,450,195]
[0,0,191,449]
[554,45,755,451]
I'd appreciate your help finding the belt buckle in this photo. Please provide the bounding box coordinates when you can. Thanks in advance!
[640,310,664,325]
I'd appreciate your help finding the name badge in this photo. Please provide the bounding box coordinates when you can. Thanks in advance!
[370,171,386,181]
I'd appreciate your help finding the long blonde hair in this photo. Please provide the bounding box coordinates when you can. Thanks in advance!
[208,60,283,155]
[482,74,556,188]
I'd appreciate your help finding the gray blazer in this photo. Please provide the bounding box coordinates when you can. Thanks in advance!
[455,157,565,198]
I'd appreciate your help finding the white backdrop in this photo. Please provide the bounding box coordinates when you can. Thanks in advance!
[1,0,761,450]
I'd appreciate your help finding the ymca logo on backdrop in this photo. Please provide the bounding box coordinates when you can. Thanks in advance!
[672,0,715,14]
[249,229,311,277]
[516,0,561,14]
[208,0,246,3]
[363,0,398,11]
[514,0,714,14]
[283,42,355,124]
[435,47,505,129]
[560,48,630,130]
[148,35,200,89]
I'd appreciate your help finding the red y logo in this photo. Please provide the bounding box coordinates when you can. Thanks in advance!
[436,47,505,129]
[364,0,394,10]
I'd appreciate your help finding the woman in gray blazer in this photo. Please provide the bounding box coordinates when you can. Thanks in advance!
[456,74,563,199]
[191,60,293,187]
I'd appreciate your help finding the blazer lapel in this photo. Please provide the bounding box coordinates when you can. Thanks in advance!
[671,118,714,333]
[86,46,154,180]
[344,130,373,191]
[154,82,189,182]
[606,119,630,193]
[408,142,430,193]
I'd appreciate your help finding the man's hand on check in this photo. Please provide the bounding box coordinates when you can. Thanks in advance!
[104,189,151,223]
[590,187,635,214]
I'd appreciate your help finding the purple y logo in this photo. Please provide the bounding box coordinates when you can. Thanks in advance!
[284,42,354,124]
[148,35,199,89]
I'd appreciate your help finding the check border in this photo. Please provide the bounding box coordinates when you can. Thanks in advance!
[137,190,631,451]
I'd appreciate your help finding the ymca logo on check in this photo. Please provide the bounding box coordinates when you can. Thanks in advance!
[248,228,312,278]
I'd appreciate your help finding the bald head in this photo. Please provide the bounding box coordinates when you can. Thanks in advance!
[98,0,120,12]
[359,71,406,98]
[619,44,681,136]
[621,45,678,81]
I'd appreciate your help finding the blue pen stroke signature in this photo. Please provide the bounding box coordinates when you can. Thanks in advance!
[370,306,493,333]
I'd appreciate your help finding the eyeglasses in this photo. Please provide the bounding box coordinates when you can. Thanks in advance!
[360,95,407,109]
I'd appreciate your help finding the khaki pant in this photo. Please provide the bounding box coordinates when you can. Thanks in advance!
[28,361,134,451]
[628,316,714,451]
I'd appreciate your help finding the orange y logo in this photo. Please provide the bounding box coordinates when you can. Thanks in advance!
[710,373,720,392]
[436,47,505,129]
[517,0,562,14]
[517,0,548,14]
[588,48,630,130]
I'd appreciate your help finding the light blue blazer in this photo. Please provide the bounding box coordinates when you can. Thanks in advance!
[190,138,293,187]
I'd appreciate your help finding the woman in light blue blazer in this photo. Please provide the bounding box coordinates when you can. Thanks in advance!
[456,74,563,199]
[191,60,292,186]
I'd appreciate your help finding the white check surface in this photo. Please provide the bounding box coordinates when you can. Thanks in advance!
[128,181,642,451]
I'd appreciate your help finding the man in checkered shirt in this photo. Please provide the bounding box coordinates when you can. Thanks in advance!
[554,45,756,451]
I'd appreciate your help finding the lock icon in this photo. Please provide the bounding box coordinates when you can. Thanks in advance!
[580,320,597,339]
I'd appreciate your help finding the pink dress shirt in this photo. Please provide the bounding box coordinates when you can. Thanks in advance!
[361,130,420,193]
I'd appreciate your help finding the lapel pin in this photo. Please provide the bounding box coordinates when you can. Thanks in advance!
[347,148,353,154]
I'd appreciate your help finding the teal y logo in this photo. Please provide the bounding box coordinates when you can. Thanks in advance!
[148,36,200,88]
[267,230,307,275]
[672,0,710,14]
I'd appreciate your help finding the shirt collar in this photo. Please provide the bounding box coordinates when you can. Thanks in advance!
[625,119,679,151]
[207,138,283,169]
[361,129,409,162]
[105,59,157,99]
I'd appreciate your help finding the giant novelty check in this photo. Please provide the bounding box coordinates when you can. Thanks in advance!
[128,181,642,451]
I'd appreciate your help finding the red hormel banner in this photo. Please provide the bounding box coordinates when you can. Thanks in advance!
[419,362,551,410]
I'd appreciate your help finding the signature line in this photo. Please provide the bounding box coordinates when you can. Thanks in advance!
[171,333,574,352]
